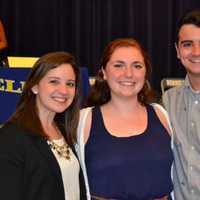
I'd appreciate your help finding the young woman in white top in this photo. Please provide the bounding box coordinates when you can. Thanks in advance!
[0,52,87,200]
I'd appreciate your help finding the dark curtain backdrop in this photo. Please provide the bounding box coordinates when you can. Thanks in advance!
[0,0,200,92]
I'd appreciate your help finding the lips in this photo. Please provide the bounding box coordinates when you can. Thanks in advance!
[52,96,68,103]
[189,59,200,63]
[188,56,200,63]
[119,81,136,86]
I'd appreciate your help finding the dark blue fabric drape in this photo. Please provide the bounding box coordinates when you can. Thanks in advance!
[0,0,199,92]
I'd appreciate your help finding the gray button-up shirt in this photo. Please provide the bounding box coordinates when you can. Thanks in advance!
[162,76,200,200]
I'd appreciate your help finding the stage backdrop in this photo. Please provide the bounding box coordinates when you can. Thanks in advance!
[0,67,90,124]
[1,0,199,92]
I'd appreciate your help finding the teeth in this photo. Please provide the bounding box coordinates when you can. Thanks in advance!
[53,97,67,102]
[120,81,135,86]
[188,58,200,63]
[190,60,200,63]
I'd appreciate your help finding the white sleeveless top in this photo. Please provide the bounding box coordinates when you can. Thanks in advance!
[48,137,80,200]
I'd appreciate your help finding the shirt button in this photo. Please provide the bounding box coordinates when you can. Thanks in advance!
[190,166,193,170]
[191,146,195,150]
[194,100,199,104]
[181,182,185,186]
[191,122,194,127]
[191,189,194,193]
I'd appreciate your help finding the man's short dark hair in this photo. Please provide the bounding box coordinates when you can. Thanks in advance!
[176,9,200,43]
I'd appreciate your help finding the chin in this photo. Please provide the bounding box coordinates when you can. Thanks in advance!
[119,92,137,98]
[187,67,200,74]
[53,105,70,113]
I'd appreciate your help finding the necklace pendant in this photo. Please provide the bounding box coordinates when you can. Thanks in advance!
[49,140,70,160]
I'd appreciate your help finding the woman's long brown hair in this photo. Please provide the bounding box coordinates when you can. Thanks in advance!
[7,51,81,145]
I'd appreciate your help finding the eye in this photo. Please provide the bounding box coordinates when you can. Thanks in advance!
[181,41,192,48]
[113,63,125,68]
[49,79,59,84]
[132,63,144,69]
[66,81,75,87]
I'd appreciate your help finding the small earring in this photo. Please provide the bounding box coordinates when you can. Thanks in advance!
[33,90,38,94]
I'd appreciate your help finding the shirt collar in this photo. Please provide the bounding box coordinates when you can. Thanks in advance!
[184,75,200,98]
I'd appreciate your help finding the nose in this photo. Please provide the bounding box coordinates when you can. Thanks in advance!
[192,44,200,56]
[124,66,133,77]
[59,84,69,94]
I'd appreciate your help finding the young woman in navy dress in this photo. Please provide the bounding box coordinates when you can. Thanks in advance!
[77,38,173,200]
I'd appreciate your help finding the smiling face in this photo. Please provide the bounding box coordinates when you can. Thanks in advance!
[102,46,146,100]
[32,63,76,117]
[176,24,200,78]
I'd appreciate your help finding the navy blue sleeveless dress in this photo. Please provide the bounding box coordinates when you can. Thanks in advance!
[85,105,173,200]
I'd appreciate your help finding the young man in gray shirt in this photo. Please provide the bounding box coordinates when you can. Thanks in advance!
[162,9,200,200]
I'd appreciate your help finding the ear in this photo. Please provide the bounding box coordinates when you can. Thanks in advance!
[175,43,180,59]
[101,67,107,80]
[31,85,38,94]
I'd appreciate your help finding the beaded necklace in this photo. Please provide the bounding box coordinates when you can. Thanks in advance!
[49,139,70,160]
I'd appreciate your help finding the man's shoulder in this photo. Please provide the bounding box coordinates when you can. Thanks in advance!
[162,85,185,112]
[163,85,184,99]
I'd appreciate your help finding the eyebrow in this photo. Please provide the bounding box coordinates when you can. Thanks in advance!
[180,40,193,44]
[112,60,144,64]
[47,76,75,81]
[133,61,144,64]
[112,60,125,64]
